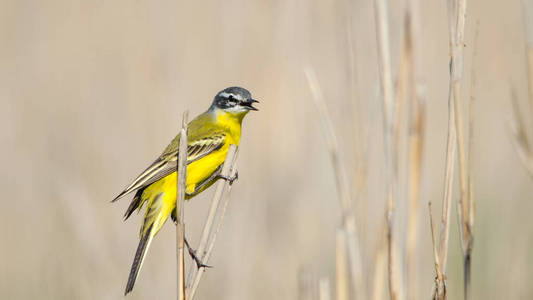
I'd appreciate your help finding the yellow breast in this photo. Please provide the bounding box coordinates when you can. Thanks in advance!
[143,110,243,199]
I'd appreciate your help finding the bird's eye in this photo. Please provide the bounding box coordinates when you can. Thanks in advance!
[228,95,235,100]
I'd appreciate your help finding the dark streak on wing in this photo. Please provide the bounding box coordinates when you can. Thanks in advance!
[112,134,225,203]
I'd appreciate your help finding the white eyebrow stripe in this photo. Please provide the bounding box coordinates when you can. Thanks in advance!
[218,92,244,101]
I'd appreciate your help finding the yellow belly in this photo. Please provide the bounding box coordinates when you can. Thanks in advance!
[139,111,242,236]
[138,143,231,236]
[144,142,229,195]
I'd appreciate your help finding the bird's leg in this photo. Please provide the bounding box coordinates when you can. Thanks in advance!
[184,238,212,269]
[217,171,238,185]
[173,214,212,269]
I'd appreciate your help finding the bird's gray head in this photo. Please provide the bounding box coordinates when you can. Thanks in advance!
[211,86,259,113]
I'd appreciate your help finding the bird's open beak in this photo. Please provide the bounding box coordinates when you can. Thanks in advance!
[243,99,259,111]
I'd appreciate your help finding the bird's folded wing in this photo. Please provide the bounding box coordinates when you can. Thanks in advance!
[112,133,226,202]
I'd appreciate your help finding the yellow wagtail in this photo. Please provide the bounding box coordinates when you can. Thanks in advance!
[112,86,258,294]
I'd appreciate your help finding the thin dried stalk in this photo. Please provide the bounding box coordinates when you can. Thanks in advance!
[319,278,332,300]
[299,267,317,300]
[511,0,533,177]
[429,203,445,300]
[460,21,479,300]
[468,22,479,233]
[336,229,349,300]
[438,0,469,299]
[437,95,456,280]
[403,10,426,300]
[372,222,388,300]
[304,68,366,300]
[373,0,402,298]
[451,0,468,251]
[523,0,533,110]
[447,0,475,299]
[510,90,533,178]
[304,68,352,214]
[528,47,533,108]
[204,161,238,260]
[189,160,238,300]
[437,0,460,286]
[186,145,238,300]
[346,7,370,249]
[176,111,188,300]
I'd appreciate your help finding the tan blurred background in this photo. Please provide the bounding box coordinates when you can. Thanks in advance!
[1,0,532,299]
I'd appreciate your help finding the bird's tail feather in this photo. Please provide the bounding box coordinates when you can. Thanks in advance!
[123,189,145,221]
[125,192,170,295]
[125,224,154,295]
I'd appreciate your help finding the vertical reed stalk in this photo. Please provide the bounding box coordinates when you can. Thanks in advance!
[403,6,426,300]
[373,0,403,298]
[446,1,474,299]
[438,0,458,284]
[523,0,533,111]
[450,0,468,257]
[186,145,238,300]
[436,1,469,299]
[176,111,188,300]
[512,0,533,177]
[459,21,479,300]
[429,203,445,300]
[319,278,332,300]
[437,80,456,293]
[372,222,388,300]
[336,229,349,300]
[299,267,317,300]
[510,90,533,177]
[304,68,366,300]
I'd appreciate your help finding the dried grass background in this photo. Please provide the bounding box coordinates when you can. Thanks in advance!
[0,0,532,299]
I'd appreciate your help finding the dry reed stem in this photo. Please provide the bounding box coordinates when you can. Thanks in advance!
[345,29,369,297]
[373,0,403,298]
[468,22,479,234]
[319,277,332,300]
[510,114,533,179]
[341,21,370,293]
[372,221,388,300]
[403,9,426,300]
[304,68,352,214]
[299,267,317,300]
[176,111,188,300]
[304,68,366,300]
[203,161,238,259]
[511,0,533,178]
[345,7,369,241]
[459,21,479,300]
[429,202,445,300]
[437,49,456,300]
[184,145,238,287]
[451,0,468,247]
[437,0,460,287]
[435,0,460,297]
[335,229,349,300]
[189,160,238,300]
[510,90,533,178]
[438,0,469,298]
[186,145,238,300]
[523,0,533,110]
[528,47,533,108]
[447,0,475,299]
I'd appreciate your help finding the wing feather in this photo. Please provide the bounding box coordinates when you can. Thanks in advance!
[112,133,225,203]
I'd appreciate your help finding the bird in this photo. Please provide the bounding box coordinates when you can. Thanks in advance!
[112,86,258,295]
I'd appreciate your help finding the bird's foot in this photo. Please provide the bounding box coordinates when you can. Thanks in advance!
[184,238,212,269]
[217,171,238,185]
